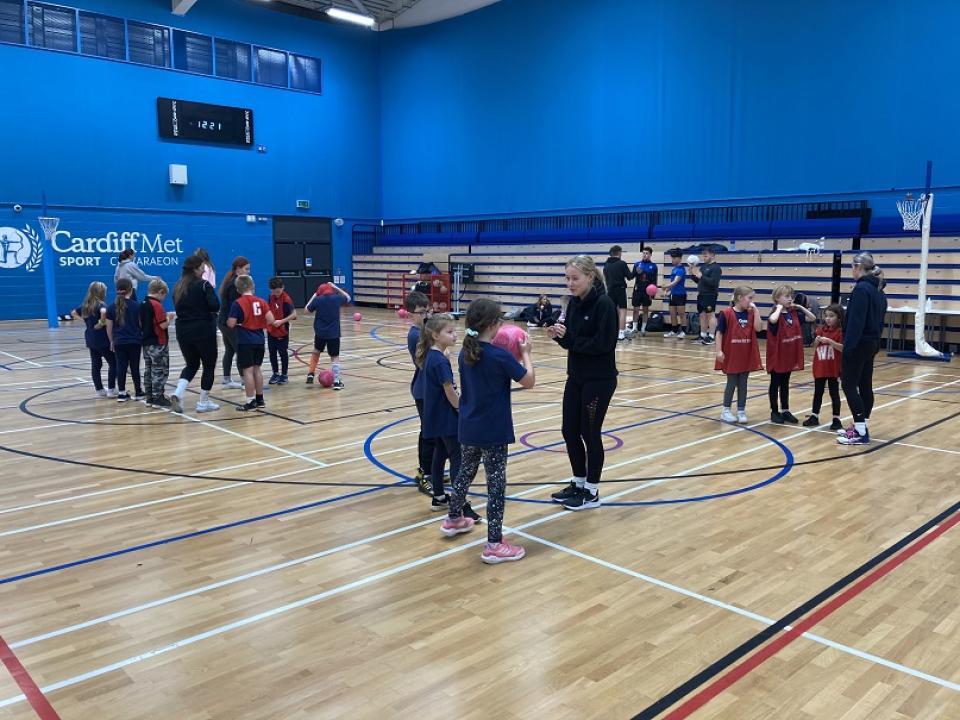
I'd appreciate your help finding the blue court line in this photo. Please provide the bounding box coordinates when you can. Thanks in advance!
[0,478,412,586]
[364,409,794,507]
[370,325,407,347]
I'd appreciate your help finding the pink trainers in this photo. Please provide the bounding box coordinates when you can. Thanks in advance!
[481,541,525,564]
[440,516,475,537]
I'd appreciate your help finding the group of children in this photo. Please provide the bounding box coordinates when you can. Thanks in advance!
[405,291,536,564]
[713,284,848,435]
[76,272,350,412]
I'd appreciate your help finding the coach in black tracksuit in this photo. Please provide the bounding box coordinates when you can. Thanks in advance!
[602,245,634,340]
[838,252,887,444]
[549,256,619,511]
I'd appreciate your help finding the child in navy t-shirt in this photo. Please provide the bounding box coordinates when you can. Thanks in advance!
[73,281,116,397]
[305,282,350,390]
[105,278,143,402]
[664,249,688,338]
[404,291,435,494]
[440,299,536,565]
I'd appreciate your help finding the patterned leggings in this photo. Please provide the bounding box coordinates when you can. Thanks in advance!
[143,344,169,398]
[449,444,509,544]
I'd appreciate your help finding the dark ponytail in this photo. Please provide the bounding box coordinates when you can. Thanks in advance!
[462,298,502,366]
[115,278,133,326]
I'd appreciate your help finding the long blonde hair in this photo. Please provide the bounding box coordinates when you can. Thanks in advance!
[415,313,453,369]
[81,281,107,319]
[566,255,605,291]
[731,285,754,306]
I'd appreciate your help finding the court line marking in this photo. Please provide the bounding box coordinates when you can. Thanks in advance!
[510,530,960,694]
[9,485,551,651]
[0,634,61,719]
[0,351,42,368]
[1,378,954,707]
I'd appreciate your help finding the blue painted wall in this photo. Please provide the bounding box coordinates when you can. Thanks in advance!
[379,0,960,219]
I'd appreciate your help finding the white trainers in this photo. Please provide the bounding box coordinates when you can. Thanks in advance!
[94,388,108,398]
[106,388,118,398]
[676,331,686,339]
[196,400,220,413]
[737,411,748,424]
[221,379,243,389]
[720,408,737,423]
[663,331,677,338]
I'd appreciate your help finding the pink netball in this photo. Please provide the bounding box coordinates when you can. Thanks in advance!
[397,308,408,319]
[492,324,529,361]
[646,283,657,298]
[352,312,362,321]
[318,369,334,387]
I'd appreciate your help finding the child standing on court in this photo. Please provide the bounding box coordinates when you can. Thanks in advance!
[227,275,275,411]
[416,313,478,519]
[803,304,845,430]
[140,279,173,408]
[441,299,535,564]
[767,285,817,424]
[72,281,116,397]
[105,278,144,402]
[405,290,435,495]
[266,277,297,385]
[305,282,350,390]
[715,285,763,423]
[664,249,688,338]
[628,246,658,337]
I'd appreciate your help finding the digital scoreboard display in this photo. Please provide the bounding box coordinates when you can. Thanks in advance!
[157,98,254,146]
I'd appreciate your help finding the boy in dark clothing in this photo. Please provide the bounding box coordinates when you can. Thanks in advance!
[140,279,173,408]
[602,245,633,341]
[628,246,658,338]
[688,246,722,345]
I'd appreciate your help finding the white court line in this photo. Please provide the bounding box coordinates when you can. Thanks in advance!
[10,484,551,649]
[0,350,43,368]
[511,530,960,693]
[2,378,955,707]
[0,407,164,435]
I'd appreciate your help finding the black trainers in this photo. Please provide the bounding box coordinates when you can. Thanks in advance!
[415,471,433,496]
[770,410,784,424]
[563,488,601,511]
[830,417,844,431]
[154,395,172,408]
[781,411,799,424]
[145,396,156,407]
[306,373,314,384]
[802,414,820,427]
[462,502,483,523]
[268,374,280,385]
[551,482,580,503]
[333,379,344,391]
[255,396,265,408]
[117,392,131,403]
[702,336,716,345]
[236,400,258,412]
[277,375,289,385]
[431,494,449,512]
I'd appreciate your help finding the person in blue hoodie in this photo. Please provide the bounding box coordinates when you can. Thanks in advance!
[837,252,888,446]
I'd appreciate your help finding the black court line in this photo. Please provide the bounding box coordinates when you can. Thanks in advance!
[633,495,960,719]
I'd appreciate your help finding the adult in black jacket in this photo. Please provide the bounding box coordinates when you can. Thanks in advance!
[170,255,221,414]
[548,255,619,510]
[838,252,887,445]
[218,256,251,389]
[602,245,633,341]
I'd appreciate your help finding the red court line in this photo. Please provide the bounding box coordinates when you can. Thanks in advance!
[664,509,960,719]
[0,634,61,720]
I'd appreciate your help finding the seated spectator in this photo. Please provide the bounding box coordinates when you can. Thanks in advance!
[527,295,555,327]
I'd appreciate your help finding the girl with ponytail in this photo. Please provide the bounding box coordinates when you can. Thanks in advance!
[105,278,144,402]
[441,299,535,564]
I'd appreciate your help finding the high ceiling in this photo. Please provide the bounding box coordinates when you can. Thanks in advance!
[271,0,500,30]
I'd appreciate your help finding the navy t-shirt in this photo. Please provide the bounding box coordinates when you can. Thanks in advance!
[307,293,347,339]
[228,300,266,345]
[716,309,749,333]
[106,298,142,345]
[75,303,109,350]
[407,324,425,400]
[458,342,527,447]
[421,348,458,438]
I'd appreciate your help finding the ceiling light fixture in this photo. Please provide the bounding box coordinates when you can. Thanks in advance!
[326,7,376,27]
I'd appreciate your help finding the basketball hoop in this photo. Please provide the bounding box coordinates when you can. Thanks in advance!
[896,194,925,231]
[37,216,60,241]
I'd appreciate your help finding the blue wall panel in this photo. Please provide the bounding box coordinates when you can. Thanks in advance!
[379,0,960,219]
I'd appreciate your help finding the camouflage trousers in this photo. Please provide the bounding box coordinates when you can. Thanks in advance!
[143,344,170,398]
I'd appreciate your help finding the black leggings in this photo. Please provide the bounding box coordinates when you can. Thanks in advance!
[841,340,879,423]
[768,371,792,412]
[430,434,461,497]
[562,377,617,485]
[414,398,437,475]
[177,333,218,391]
[268,335,289,375]
[812,377,841,417]
[114,343,142,394]
[219,322,240,377]
[89,347,116,391]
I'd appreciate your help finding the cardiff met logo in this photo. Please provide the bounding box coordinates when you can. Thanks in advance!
[0,226,42,272]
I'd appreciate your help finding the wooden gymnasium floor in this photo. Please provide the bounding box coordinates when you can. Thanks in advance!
[0,309,957,720]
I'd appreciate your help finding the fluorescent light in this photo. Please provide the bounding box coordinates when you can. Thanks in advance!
[326,7,376,27]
